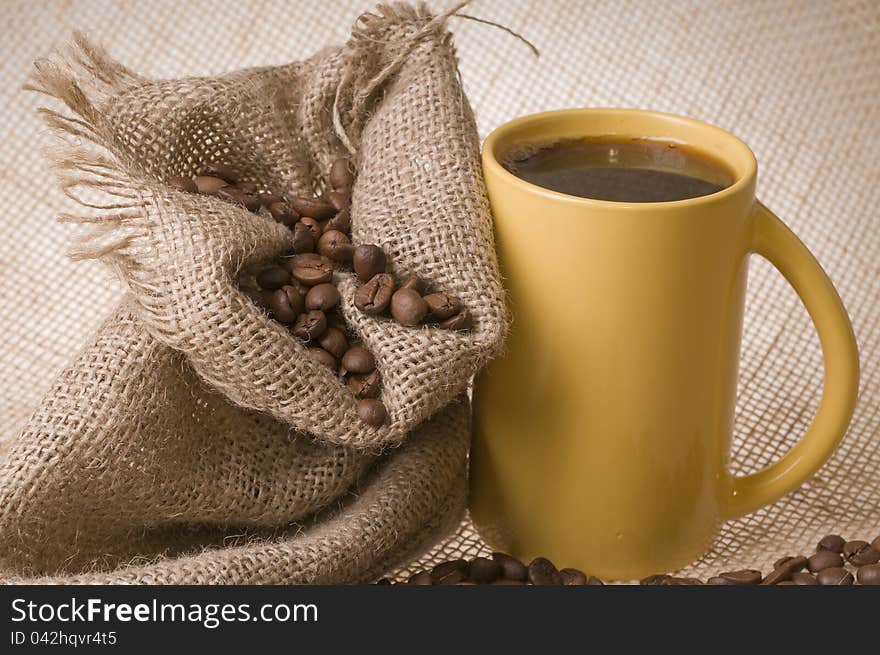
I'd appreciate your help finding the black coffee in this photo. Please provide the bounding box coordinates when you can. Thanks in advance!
[504,137,735,203]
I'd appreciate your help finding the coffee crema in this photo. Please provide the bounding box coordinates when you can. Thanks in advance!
[503,136,736,203]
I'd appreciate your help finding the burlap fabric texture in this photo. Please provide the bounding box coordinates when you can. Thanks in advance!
[0,3,505,583]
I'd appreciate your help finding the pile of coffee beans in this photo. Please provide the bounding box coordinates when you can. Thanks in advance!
[166,157,467,427]
[379,533,880,585]
[376,553,604,586]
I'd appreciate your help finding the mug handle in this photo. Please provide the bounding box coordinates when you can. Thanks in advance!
[723,202,860,519]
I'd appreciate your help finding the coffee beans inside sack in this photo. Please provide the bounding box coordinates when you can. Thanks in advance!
[168,157,470,426]
[0,4,507,584]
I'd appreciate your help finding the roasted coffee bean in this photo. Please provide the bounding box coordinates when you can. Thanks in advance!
[400,275,425,294]
[260,193,284,206]
[407,571,433,585]
[216,185,260,211]
[299,217,323,243]
[318,327,348,359]
[641,574,671,585]
[267,285,304,323]
[341,346,375,374]
[355,398,387,426]
[326,190,349,212]
[375,577,391,585]
[390,288,428,326]
[289,253,333,286]
[663,577,704,585]
[317,229,354,263]
[456,581,477,586]
[309,347,337,371]
[325,207,351,234]
[874,535,880,550]
[807,550,843,572]
[791,572,819,585]
[559,568,587,585]
[291,196,336,220]
[586,576,605,585]
[354,273,395,315]
[528,557,562,585]
[287,278,310,299]
[353,244,387,282]
[167,175,197,193]
[773,555,807,572]
[707,577,729,585]
[816,567,854,586]
[817,534,846,553]
[760,568,792,586]
[857,563,880,585]
[269,201,299,225]
[714,570,762,585]
[305,283,340,311]
[469,557,502,584]
[438,308,471,330]
[243,194,262,212]
[216,185,245,204]
[843,540,880,566]
[291,221,315,252]
[423,293,462,321]
[292,310,327,341]
[430,559,469,583]
[347,370,381,399]
[199,163,238,183]
[776,581,796,586]
[491,552,528,582]
[492,578,524,586]
[330,157,354,190]
[193,175,229,195]
[256,265,291,290]
[761,555,808,585]
[433,569,466,585]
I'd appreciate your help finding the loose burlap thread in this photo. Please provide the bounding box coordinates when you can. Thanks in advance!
[1,0,877,584]
[0,3,505,583]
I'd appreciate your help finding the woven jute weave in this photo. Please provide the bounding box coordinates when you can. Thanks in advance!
[0,3,504,583]
[1,0,878,583]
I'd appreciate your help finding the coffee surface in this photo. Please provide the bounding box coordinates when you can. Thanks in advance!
[504,137,735,203]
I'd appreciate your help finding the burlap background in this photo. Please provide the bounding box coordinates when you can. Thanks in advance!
[1,0,877,581]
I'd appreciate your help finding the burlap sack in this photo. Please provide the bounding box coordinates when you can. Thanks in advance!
[2,393,471,585]
[0,2,503,582]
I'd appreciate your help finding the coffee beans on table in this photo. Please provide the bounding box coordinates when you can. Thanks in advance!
[857,563,880,585]
[707,569,762,585]
[817,534,846,553]
[527,557,563,585]
[430,559,469,585]
[808,550,843,572]
[468,557,502,584]
[842,540,880,566]
[381,533,880,585]
[559,567,587,585]
[492,552,528,581]
[790,572,819,585]
[816,567,854,586]
[167,155,469,427]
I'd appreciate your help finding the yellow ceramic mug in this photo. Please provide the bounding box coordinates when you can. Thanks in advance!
[471,108,860,580]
